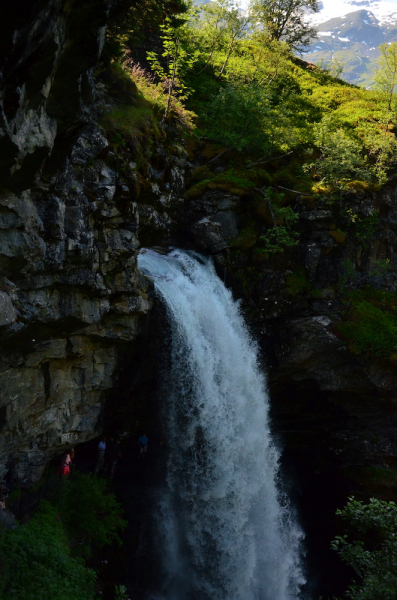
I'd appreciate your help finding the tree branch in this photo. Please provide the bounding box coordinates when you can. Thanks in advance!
[208,147,235,164]
[254,188,277,227]
[276,184,304,195]
[247,150,293,168]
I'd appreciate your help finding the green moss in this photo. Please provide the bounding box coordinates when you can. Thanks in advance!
[337,289,397,357]
[347,466,397,488]
[232,225,258,251]
[185,167,255,199]
[184,180,211,200]
[214,170,255,190]
[192,165,212,182]
[102,106,158,140]
[285,268,311,296]
[345,286,397,311]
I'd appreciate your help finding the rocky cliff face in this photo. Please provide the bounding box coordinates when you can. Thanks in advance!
[0,0,182,485]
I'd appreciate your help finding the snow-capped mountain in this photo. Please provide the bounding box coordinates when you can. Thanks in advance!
[310,0,397,25]
[305,0,397,85]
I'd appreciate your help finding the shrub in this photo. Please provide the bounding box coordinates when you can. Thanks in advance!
[332,497,397,600]
[0,501,96,600]
[57,473,127,557]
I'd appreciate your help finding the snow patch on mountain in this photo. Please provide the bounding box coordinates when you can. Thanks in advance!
[310,0,397,25]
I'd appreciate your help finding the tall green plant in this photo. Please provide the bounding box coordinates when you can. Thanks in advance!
[147,13,198,122]
[303,117,372,192]
[332,497,397,600]
[0,501,96,600]
[193,0,237,74]
[57,472,127,557]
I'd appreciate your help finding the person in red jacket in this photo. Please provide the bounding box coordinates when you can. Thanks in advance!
[59,451,72,476]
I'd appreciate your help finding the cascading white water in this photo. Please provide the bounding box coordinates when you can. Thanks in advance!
[138,248,305,600]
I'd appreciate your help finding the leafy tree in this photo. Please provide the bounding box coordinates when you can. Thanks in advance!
[303,117,372,192]
[214,2,250,78]
[249,0,319,51]
[105,0,189,60]
[201,78,296,154]
[317,57,344,78]
[0,501,96,600]
[356,43,397,183]
[192,0,237,75]
[332,497,397,600]
[375,42,397,113]
[147,12,199,121]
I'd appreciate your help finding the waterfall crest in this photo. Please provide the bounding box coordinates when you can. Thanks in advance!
[138,248,305,600]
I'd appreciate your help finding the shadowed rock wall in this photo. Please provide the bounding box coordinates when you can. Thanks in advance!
[0,0,153,484]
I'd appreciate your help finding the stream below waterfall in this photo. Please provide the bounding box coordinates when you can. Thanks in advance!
[137,248,305,600]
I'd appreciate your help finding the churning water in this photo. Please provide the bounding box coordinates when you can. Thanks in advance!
[138,248,305,600]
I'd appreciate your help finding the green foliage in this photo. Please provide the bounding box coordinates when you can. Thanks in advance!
[147,12,199,121]
[191,0,242,75]
[303,117,373,192]
[200,82,276,153]
[259,224,299,253]
[57,473,127,557]
[212,168,255,189]
[351,211,379,244]
[256,188,299,254]
[105,0,397,192]
[370,258,391,277]
[339,258,357,288]
[316,57,344,78]
[332,497,397,600]
[105,0,189,60]
[337,288,397,357]
[0,501,96,600]
[375,42,397,112]
[115,584,130,600]
[232,224,258,250]
[285,268,311,296]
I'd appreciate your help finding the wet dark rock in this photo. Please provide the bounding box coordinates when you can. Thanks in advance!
[0,509,17,530]
[191,212,238,254]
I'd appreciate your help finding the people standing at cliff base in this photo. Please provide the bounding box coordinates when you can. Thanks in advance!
[138,434,149,459]
[95,436,106,473]
[59,451,72,476]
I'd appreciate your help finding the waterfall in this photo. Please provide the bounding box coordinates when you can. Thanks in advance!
[137,248,305,600]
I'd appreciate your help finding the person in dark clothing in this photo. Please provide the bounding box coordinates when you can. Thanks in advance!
[108,440,122,479]
[138,433,149,459]
[104,437,114,475]
[95,436,106,473]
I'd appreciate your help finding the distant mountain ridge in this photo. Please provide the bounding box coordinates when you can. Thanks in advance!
[306,0,397,85]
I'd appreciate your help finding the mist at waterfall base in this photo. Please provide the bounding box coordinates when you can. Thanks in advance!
[137,248,305,600]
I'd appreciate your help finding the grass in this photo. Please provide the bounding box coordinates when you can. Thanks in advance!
[183,36,391,198]
[100,60,195,164]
